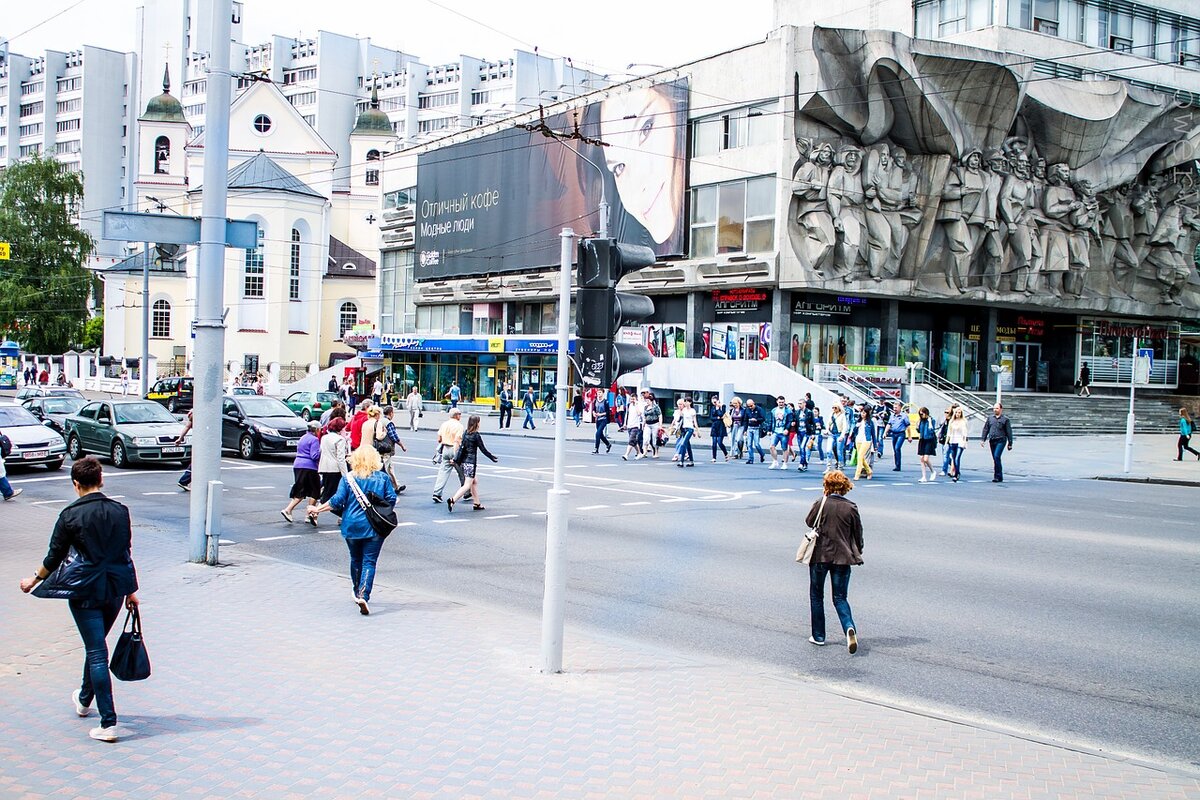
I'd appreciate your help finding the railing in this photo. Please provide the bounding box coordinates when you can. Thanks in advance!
[918,368,991,419]
[816,364,903,403]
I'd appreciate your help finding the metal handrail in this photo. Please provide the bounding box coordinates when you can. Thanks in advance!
[918,368,991,418]
[819,365,901,404]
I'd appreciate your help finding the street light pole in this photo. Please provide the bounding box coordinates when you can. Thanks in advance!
[1123,336,1138,474]
[141,240,151,398]
[991,364,1004,406]
[188,0,232,564]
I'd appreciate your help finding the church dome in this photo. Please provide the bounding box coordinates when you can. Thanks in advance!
[351,83,393,136]
[142,64,186,123]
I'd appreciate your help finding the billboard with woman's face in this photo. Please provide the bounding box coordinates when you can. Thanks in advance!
[414,80,688,281]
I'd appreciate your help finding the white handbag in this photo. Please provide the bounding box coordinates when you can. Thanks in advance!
[795,494,827,565]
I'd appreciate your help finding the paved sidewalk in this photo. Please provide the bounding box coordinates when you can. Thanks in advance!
[2,501,1196,798]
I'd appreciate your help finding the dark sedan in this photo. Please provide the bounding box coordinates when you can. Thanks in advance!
[21,395,88,435]
[221,395,308,459]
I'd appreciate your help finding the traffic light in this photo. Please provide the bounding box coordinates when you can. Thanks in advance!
[575,238,656,387]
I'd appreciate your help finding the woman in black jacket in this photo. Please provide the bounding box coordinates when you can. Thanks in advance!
[20,456,139,741]
[447,415,498,512]
[803,470,864,655]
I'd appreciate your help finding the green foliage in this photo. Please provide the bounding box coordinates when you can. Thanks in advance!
[0,155,95,353]
[80,315,104,350]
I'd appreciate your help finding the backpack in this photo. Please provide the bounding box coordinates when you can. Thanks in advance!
[644,404,661,424]
[0,433,10,459]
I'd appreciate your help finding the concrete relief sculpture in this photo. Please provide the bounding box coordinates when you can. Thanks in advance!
[785,26,1200,316]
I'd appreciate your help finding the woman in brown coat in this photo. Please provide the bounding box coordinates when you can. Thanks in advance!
[804,470,864,654]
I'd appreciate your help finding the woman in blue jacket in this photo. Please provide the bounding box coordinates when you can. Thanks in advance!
[20,456,139,742]
[851,406,876,481]
[308,445,397,615]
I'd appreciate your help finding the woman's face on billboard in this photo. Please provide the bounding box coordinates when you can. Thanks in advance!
[601,87,682,244]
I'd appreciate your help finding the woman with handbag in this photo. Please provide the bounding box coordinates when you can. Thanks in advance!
[916,407,939,483]
[19,456,140,741]
[803,470,864,654]
[708,395,729,462]
[281,420,322,523]
[447,415,499,512]
[946,406,970,482]
[851,406,875,480]
[307,446,397,615]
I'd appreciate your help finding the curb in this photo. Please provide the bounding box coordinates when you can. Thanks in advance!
[1094,475,1200,488]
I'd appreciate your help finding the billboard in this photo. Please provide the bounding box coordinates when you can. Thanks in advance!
[415,80,688,281]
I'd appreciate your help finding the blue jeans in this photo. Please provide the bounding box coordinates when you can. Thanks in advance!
[594,420,610,451]
[69,597,124,728]
[572,409,581,426]
[948,443,964,477]
[0,475,14,498]
[990,439,1006,481]
[874,424,886,456]
[711,431,727,458]
[731,424,746,457]
[523,407,536,429]
[890,432,905,469]
[809,563,855,643]
[346,534,385,602]
[941,443,953,474]
[745,434,766,463]
[831,434,846,466]
[675,428,694,462]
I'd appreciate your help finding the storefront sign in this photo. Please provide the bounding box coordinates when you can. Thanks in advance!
[488,337,504,353]
[713,287,770,319]
[378,335,573,355]
[1016,317,1044,337]
[792,298,854,320]
[1093,321,1175,341]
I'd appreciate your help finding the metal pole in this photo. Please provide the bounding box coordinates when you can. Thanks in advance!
[141,241,151,397]
[204,479,223,565]
[1123,336,1137,474]
[541,228,575,674]
[188,0,232,563]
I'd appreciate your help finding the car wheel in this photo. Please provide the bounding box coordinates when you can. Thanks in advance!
[301,408,311,421]
[111,440,129,469]
[45,458,64,471]
[239,433,257,460]
[67,435,83,459]
[167,398,177,413]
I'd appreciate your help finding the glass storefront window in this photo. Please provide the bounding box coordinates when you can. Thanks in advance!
[1078,318,1180,387]
[789,323,880,378]
[897,329,930,367]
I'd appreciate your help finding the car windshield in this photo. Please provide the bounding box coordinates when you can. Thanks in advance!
[316,393,338,404]
[237,398,296,418]
[114,403,177,424]
[0,406,42,426]
[43,398,86,415]
[48,389,83,396]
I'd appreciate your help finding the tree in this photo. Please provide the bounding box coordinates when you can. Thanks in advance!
[0,155,94,353]
[80,315,104,350]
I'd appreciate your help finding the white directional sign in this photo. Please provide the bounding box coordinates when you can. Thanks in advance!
[102,211,259,249]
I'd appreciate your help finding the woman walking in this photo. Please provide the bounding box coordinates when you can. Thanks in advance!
[828,401,847,470]
[19,456,140,741]
[405,386,423,431]
[946,406,970,482]
[281,421,322,523]
[729,397,746,460]
[622,396,645,460]
[674,397,697,467]
[448,415,499,511]
[1177,408,1200,461]
[1077,363,1091,397]
[804,470,864,654]
[852,406,875,480]
[916,407,938,483]
[309,417,348,527]
[307,446,397,615]
[709,395,729,462]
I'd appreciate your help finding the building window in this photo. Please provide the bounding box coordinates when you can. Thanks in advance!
[20,81,44,96]
[154,136,170,174]
[55,140,81,156]
[19,102,43,117]
[55,119,81,133]
[289,228,301,301]
[253,114,272,134]
[282,67,317,85]
[244,227,265,298]
[19,123,43,137]
[56,76,81,92]
[1032,0,1058,35]
[286,91,317,107]
[689,176,776,258]
[151,300,171,338]
[938,0,967,35]
[19,144,42,158]
[365,149,381,186]
[56,98,81,113]
[184,104,206,117]
[339,301,358,338]
[417,116,453,133]
[1101,10,1134,51]
[691,103,777,157]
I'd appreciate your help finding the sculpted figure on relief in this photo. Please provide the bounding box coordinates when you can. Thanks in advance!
[791,140,836,275]
[937,149,990,292]
[826,144,867,280]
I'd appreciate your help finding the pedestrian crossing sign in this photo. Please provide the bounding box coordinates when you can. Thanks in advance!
[0,242,10,259]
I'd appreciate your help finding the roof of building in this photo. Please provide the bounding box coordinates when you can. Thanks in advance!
[351,82,394,137]
[327,236,376,278]
[226,151,323,198]
[141,64,187,123]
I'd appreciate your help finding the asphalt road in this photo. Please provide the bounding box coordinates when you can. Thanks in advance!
[6,428,1198,770]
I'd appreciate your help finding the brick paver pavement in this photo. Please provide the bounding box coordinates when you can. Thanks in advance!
[2,500,1196,799]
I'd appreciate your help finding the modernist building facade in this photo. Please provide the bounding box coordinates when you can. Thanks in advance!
[377,20,1200,401]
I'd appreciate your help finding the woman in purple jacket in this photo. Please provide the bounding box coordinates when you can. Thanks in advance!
[281,421,322,523]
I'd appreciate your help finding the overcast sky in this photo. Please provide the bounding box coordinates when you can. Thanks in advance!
[4,0,774,76]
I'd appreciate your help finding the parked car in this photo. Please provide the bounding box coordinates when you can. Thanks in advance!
[221,395,308,459]
[20,395,88,435]
[15,386,85,402]
[0,405,67,470]
[230,386,258,396]
[145,376,194,412]
[64,400,191,468]
[284,391,339,420]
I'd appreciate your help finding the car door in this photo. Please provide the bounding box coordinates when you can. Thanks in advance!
[69,403,96,451]
[285,392,301,414]
[93,403,116,452]
[221,398,241,449]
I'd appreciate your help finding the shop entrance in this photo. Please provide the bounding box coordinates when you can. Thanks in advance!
[1012,343,1041,391]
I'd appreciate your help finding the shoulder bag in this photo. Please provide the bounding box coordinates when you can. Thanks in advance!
[372,420,395,455]
[795,495,828,565]
[109,607,152,682]
[346,474,398,538]
[31,548,94,600]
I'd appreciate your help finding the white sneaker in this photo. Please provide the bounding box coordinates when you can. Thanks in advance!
[4,488,22,501]
[918,477,927,483]
[929,475,936,482]
[89,724,119,742]
[808,636,826,646]
[847,627,859,655]
[769,461,778,470]
[72,689,90,717]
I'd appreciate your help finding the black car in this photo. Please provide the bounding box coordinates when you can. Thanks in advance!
[21,395,88,435]
[221,395,308,459]
[145,376,194,413]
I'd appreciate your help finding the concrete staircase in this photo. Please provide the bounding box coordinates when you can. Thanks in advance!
[975,392,1182,437]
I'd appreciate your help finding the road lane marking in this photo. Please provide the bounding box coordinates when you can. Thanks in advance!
[485,514,519,519]
[143,491,177,496]
[620,501,652,507]
[108,495,125,499]
[243,486,274,490]
[433,518,466,524]
[31,499,67,505]
[219,539,236,545]
[577,504,609,511]
[256,534,301,541]
[661,498,689,503]
[894,482,913,486]
[769,488,794,493]
[395,522,418,527]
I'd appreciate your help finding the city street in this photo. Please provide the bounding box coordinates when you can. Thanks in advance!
[6,426,1197,771]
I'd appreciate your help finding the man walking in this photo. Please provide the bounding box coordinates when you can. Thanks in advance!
[592,392,612,454]
[432,408,465,503]
[522,385,537,430]
[768,396,792,469]
[445,380,461,410]
[498,382,513,429]
[175,410,194,491]
[743,399,767,464]
[349,399,373,450]
[887,401,910,471]
[980,402,1014,482]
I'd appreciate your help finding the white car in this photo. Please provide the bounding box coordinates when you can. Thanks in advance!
[0,404,67,470]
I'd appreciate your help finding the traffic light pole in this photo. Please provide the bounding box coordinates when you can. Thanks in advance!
[541,227,575,674]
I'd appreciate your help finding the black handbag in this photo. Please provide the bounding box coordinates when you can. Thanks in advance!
[109,607,151,682]
[31,548,94,600]
[346,474,398,538]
